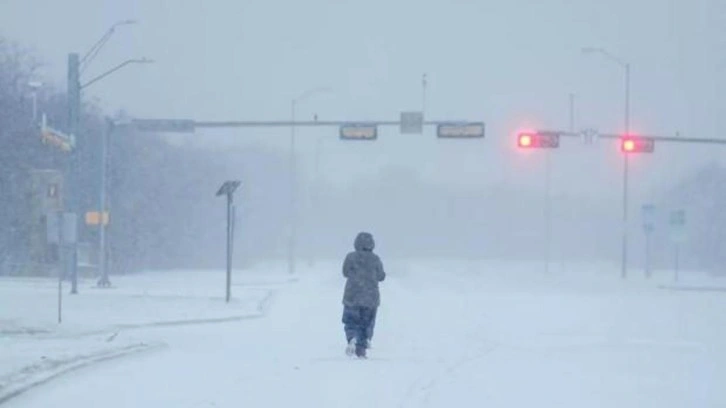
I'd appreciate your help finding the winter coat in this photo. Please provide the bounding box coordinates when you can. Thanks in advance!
[342,232,386,308]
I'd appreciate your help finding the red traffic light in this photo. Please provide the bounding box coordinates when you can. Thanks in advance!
[518,133,533,147]
[620,136,654,153]
[517,132,560,149]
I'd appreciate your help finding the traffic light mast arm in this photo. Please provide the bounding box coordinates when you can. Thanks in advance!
[530,129,726,146]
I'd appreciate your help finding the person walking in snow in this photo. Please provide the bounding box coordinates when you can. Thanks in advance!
[341,232,386,358]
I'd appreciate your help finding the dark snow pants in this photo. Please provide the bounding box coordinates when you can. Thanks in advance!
[342,305,377,346]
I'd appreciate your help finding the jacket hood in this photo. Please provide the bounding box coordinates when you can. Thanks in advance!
[354,232,375,251]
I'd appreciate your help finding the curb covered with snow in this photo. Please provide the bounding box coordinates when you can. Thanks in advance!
[0,270,287,405]
[659,284,726,293]
[0,341,165,404]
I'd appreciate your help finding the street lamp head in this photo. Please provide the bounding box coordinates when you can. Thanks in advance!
[294,86,333,103]
[28,81,43,89]
[581,47,603,55]
[113,19,138,29]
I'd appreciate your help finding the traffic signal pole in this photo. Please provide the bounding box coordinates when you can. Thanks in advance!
[544,149,552,274]
[622,63,631,279]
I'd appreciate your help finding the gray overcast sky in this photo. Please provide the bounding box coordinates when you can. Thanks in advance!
[2,0,725,199]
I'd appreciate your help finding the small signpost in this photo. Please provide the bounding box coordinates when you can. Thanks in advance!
[216,181,241,303]
[47,212,78,323]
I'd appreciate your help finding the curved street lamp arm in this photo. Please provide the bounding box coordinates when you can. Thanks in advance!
[81,58,153,90]
[80,20,137,73]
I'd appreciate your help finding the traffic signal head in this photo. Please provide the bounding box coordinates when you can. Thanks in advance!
[620,136,654,153]
[517,131,560,149]
[518,133,533,147]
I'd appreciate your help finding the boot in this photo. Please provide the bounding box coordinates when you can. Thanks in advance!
[346,338,357,357]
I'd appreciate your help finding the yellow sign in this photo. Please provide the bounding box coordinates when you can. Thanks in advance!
[41,130,73,152]
[85,211,110,226]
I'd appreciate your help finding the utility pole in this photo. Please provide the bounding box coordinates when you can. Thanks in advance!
[97,119,111,287]
[289,100,297,275]
[622,63,631,280]
[67,53,81,294]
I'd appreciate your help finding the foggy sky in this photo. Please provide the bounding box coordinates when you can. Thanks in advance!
[1,0,725,203]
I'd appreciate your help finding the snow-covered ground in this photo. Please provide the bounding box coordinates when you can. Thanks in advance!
[3,260,726,407]
[0,266,292,403]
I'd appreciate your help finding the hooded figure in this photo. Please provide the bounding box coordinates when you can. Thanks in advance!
[341,232,385,358]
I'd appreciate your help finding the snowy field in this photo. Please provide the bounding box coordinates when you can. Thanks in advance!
[3,260,726,407]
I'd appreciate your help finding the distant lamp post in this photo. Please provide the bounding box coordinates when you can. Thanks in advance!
[289,86,331,274]
[216,180,241,303]
[582,46,631,279]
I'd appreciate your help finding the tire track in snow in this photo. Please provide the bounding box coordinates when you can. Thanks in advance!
[398,340,500,408]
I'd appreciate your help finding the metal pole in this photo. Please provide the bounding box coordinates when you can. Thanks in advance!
[32,91,38,124]
[545,150,552,274]
[645,232,653,279]
[226,193,233,302]
[313,135,323,263]
[58,259,63,324]
[422,73,428,119]
[288,101,297,274]
[674,244,680,282]
[67,53,81,294]
[98,120,110,287]
[622,155,629,279]
[621,63,631,279]
[58,212,64,323]
[569,93,575,133]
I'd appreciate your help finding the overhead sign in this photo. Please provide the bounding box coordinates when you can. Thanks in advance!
[669,209,687,242]
[48,212,78,245]
[437,122,485,139]
[131,119,196,133]
[400,111,424,134]
[339,124,378,140]
[642,204,655,232]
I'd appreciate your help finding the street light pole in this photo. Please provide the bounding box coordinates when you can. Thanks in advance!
[422,73,428,119]
[288,87,331,274]
[63,20,146,291]
[622,63,631,279]
[97,119,111,287]
[582,47,631,279]
[289,99,298,275]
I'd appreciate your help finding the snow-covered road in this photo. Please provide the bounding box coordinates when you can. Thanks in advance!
[6,261,726,407]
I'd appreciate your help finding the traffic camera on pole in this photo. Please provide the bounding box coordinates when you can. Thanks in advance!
[517,131,560,149]
[620,135,655,153]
